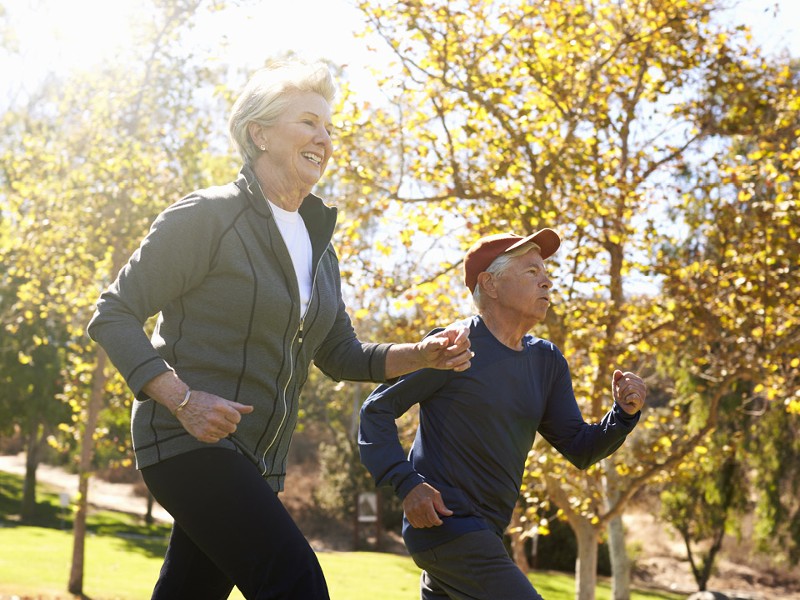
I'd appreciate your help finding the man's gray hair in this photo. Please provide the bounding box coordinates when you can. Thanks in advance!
[229,60,337,166]
[471,241,541,310]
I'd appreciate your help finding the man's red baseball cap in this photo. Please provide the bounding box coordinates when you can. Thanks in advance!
[463,229,560,293]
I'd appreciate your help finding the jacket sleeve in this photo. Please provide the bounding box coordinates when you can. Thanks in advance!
[86,196,215,398]
[537,352,640,470]
[358,368,450,499]
[311,292,392,383]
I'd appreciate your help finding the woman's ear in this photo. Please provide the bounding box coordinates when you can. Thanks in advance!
[248,122,266,149]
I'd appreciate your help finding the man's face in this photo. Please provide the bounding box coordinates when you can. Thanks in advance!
[491,250,553,325]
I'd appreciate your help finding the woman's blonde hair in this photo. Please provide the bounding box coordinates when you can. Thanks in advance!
[228,60,337,165]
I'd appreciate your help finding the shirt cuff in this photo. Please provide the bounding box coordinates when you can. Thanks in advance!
[396,472,426,500]
[613,402,641,427]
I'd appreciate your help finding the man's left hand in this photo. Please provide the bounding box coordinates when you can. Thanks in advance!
[612,370,646,415]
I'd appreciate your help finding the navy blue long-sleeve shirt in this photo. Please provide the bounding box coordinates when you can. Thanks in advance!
[358,315,640,553]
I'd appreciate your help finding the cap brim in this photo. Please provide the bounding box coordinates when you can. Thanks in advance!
[505,228,560,259]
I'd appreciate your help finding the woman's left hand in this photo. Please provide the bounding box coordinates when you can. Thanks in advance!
[418,325,473,372]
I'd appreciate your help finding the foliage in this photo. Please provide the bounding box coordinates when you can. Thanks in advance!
[0,0,238,471]
[0,257,71,517]
[658,57,800,567]
[304,354,406,526]
[336,1,800,598]
[1,0,798,597]
[0,0,239,593]
[659,428,747,590]
[744,389,800,563]
[315,427,372,518]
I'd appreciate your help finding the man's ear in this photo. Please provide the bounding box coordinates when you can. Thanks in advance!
[477,272,497,298]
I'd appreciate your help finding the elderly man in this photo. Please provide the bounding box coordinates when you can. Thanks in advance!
[358,229,646,600]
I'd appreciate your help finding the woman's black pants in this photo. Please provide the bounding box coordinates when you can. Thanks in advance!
[141,447,329,600]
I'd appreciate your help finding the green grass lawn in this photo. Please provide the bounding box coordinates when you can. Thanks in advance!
[0,471,681,600]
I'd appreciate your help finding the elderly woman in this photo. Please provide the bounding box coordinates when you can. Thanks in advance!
[87,60,471,600]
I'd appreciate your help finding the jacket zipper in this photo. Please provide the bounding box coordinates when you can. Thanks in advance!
[261,244,325,474]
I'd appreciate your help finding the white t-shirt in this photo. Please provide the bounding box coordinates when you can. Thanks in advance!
[269,200,313,314]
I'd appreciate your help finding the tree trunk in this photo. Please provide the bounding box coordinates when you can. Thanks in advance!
[608,514,631,600]
[509,507,531,574]
[68,469,90,594]
[68,349,107,595]
[21,423,42,521]
[605,470,631,600]
[546,474,599,600]
[573,517,599,600]
[146,490,155,525]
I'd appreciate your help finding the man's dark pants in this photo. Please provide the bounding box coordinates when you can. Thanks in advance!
[411,529,544,600]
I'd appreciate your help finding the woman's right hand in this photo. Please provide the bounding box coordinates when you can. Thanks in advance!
[175,390,254,444]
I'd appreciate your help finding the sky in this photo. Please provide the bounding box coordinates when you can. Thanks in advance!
[1,0,796,300]
[3,0,799,104]
[2,0,384,100]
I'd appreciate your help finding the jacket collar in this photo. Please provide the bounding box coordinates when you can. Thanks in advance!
[235,164,338,252]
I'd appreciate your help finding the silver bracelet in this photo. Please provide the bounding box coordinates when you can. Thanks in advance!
[175,389,192,414]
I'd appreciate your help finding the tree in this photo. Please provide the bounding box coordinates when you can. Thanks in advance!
[657,55,800,572]
[0,0,234,593]
[0,305,69,519]
[343,1,781,598]
[659,382,749,592]
[662,452,745,590]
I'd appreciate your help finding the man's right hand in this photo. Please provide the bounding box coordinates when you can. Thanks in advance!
[403,482,453,528]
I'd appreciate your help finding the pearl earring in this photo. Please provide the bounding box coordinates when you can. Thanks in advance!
[260,144,266,151]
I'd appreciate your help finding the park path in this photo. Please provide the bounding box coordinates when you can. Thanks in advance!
[0,452,171,523]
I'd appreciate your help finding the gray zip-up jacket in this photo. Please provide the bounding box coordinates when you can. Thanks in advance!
[87,165,391,491]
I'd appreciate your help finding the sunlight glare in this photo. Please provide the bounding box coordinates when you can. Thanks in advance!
[3,0,137,88]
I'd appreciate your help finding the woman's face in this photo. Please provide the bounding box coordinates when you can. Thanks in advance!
[260,91,334,190]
